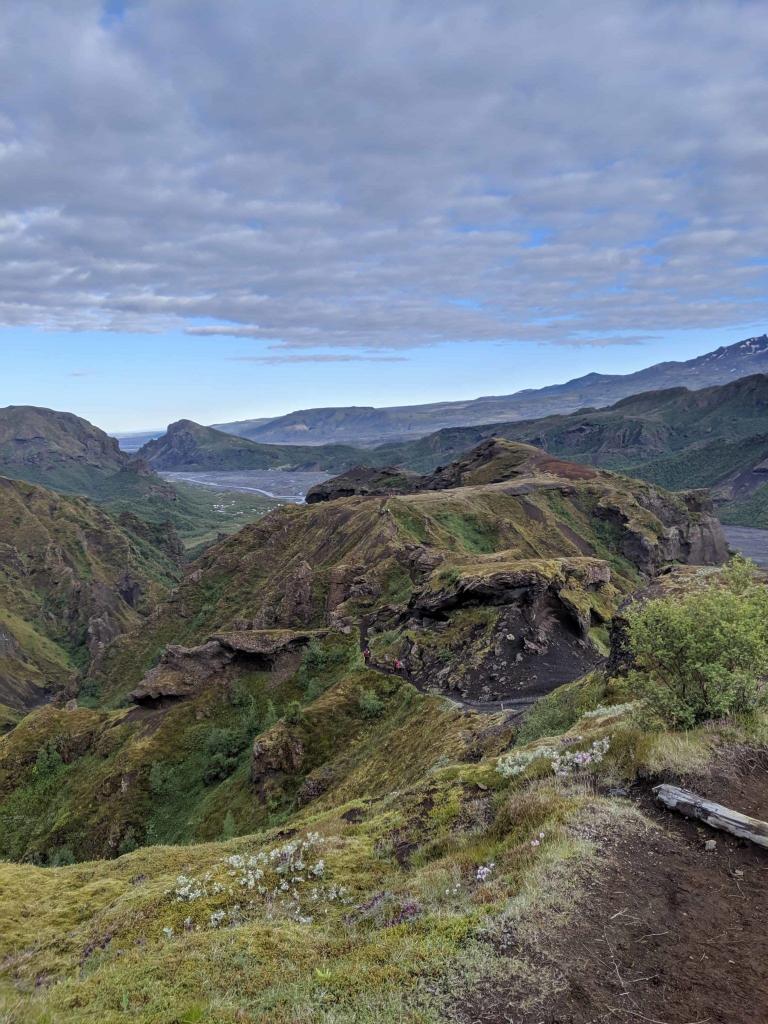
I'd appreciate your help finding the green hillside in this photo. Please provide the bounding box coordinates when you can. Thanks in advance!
[0,403,173,500]
[0,439,756,1024]
[363,375,768,522]
[0,475,177,712]
[0,406,281,550]
[95,441,724,706]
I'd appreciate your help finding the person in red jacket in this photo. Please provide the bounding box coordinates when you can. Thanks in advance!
[362,646,371,665]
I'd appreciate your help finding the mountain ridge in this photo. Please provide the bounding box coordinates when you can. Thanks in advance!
[212,332,768,445]
[137,418,363,473]
[139,373,768,529]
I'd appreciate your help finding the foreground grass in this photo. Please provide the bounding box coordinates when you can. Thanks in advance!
[5,696,761,1024]
[0,767,598,1024]
[4,610,768,1023]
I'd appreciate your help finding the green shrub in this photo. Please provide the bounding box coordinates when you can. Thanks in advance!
[358,689,385,719]
[203,751,239,784]
[201,727,242,783]
[33,742,63,781]
[305,677,331,702]
[76,678,102,709]
[149,760,176,796]
[297,637,356,693]
[436,566,461,586]
[262,700,278,730]
[283,700,303,725]
[516,673,608,744]
[205,727,242,759]
[626,557,768,728]
[48,845,76,867]
[117,827,139,856]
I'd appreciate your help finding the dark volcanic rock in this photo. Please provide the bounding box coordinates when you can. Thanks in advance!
[396,560,611,703]
[306,466,419,503]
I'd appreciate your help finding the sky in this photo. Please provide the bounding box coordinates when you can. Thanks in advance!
[0,0,766,432]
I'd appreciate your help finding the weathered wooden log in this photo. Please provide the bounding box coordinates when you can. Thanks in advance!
[653,783,768,849]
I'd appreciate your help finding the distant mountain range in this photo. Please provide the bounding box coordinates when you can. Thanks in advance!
[13,332,768,537]
[134,371,768,528]
[210,333,768,446]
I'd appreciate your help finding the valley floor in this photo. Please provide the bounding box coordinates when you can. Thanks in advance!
[721,524,768,568]
[158,469,330,500]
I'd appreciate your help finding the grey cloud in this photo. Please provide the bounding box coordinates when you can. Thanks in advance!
[228,354,408,365]
[0,1,766,348]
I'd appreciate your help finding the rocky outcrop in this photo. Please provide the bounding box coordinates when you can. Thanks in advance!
[382,559,614,702]
[597,488,727,575]
[306,439,611,506]
[306,466,418,503]
[130,629,322,705]
[250,723,305,800]
[251,561,315,628]
[410,561,610,625]
[130,640,234,704]
[296,765,337,806]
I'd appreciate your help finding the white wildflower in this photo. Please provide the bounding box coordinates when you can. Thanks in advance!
[476,862,495,883]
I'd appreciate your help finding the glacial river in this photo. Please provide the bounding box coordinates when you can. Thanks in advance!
[158,469,331,502]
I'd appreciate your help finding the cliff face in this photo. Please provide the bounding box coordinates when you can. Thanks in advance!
[129,629,322,704]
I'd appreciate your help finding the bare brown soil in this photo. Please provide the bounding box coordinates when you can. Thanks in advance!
[457,757,768,1024]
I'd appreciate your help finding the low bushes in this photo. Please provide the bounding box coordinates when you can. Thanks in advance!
[626,557,768,728]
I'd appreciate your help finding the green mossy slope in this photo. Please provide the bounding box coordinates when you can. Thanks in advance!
[0,475,176,712]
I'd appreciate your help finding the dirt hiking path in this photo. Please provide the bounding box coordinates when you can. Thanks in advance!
[456,757,768,1024]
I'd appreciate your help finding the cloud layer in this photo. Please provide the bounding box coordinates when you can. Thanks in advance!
[0,0,766,350]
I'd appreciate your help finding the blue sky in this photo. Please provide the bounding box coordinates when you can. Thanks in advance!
[1,2,767,432]
[2,324,764,433]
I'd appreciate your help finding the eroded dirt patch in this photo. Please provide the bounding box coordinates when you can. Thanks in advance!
[456,768,768,1024]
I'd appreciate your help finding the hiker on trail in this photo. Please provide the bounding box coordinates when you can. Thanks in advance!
[393,657,404,674]
[362,646,371,665]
